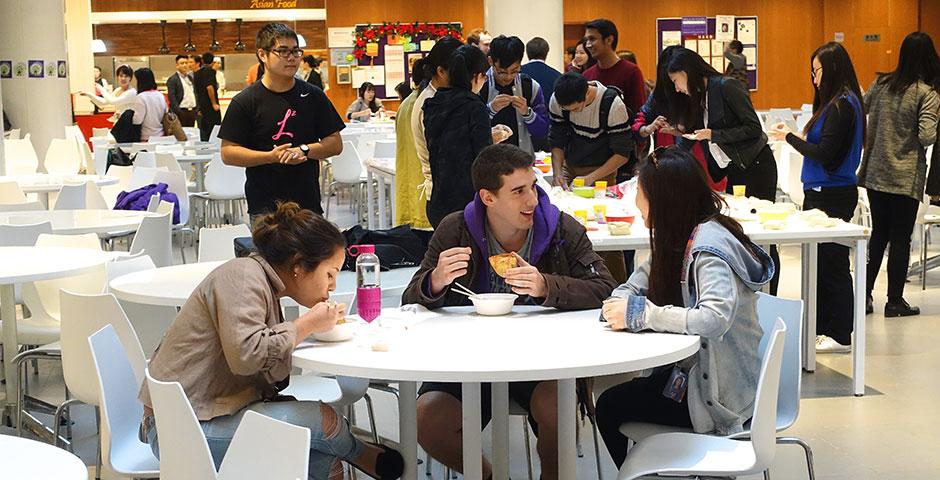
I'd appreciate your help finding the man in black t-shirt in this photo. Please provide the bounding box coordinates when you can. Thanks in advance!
[194,51,221,142]
[219,24,345,218]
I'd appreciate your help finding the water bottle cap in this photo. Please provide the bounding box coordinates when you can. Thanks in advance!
[347,244,375,256]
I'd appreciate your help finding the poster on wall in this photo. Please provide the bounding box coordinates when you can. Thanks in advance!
[715,15,735,41]
[657,16,758,91]
[328,27,356,48]
[736,19,757,44]
[336,65,352,84]
[0,61,11,79]
[351,65,385,88]
[743,47,757,68]
[28,60,43,78]
[57,60,67,78]
[384,45,405,91]
[14,62,26,77]
[330,48,357,66]
[407,53,424,75]
[681,16,707,36]
[662,31,682,47]
[45,62,57,78]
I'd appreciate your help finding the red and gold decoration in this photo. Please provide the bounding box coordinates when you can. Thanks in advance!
[353,22,462,60]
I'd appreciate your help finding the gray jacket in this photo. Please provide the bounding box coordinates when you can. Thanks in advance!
[612,220,773,435]
[858,78,939,200]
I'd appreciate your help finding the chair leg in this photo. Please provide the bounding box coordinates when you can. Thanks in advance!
[923,225,928,290]
[95,407,102,480]
[778,437,816,480]
[425,452,433,476]
[763,469,771,480]
[363,393,380,443]
[591,417,603,480]
[523,418,534,480]
[53,398,83,449]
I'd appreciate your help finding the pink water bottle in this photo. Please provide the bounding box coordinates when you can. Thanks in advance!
[348,244,381,323]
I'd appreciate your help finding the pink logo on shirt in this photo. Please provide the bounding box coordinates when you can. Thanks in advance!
[271,108,297,140]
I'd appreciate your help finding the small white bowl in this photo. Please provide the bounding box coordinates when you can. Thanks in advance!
[470,293,518,316]
[312,322,356,342]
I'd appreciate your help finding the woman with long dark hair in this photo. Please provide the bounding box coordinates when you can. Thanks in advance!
[346,81,384,121]
[857,32,939,317]
[664,46,779,293]
[596,147,773,467]
[567,38,596,74]
[422,45,494,227]
[131,68,167,141]
[770,42,865,352]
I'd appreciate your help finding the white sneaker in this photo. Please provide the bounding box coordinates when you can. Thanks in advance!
[816,335,851,353]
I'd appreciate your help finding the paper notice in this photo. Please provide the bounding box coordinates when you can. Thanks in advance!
[736,19,757,44]
[662,31,682,48]
[716,15,735,41]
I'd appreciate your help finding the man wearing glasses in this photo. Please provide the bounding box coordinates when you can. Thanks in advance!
[478,35,549,155]
[219,23,345,220]
[194,51,222,141]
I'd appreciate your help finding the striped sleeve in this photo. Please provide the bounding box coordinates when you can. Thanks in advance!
[607,97,634,156]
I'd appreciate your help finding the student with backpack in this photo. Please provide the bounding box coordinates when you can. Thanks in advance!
[478,35,550,155]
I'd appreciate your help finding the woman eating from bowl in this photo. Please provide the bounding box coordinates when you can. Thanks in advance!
[347,81,385,121]
[139,202,404,480]
[595,146,774,468]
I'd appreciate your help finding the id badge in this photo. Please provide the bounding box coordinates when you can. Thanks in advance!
[662,366,689,403]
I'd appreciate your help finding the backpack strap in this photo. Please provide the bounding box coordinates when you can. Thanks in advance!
[478,81,489,103]
[599,86,623,130]
[522,75,534,106]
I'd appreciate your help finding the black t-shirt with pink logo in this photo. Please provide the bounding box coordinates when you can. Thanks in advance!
[219,80,345,215]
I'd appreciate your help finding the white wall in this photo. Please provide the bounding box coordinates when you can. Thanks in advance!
[484,0,565,72]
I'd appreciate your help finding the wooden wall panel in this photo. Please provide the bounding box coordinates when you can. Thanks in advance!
[562,0,824,110]
[323,0,484,113]
[92,0,324,11]
[922,0,940,41]
[93,20,327,56]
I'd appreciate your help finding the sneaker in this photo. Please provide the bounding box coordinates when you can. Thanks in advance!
[885,298,920,317]
[816,335,851,353]
[866,296,873,315]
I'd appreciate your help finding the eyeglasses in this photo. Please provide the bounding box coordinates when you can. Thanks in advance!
[494,66,520,77]
[267,47,304,59]
[811,66,823,79]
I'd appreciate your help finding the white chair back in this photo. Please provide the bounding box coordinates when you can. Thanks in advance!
[5,128,21,139]
[147,135,177,145]
[198,224,251,262]
[153,170,190,224]
[87,325,161,477]
[216,411,311,480]
[134,151,157,168]
[61,291,148,405]
[52,182,88,210]
[129,166,168,190]
[4,134,40,175]
[44,138,82,174]
[93,146,109,176]
[23,233,107,322]
[103,165,134,208]
[0,201,44,212]
[130,209,173,267]
[183,127,199,142]
[373,139,396,159]
[787,150,804,207]
[0,221,53,246]
[332,141,363,184]
[146,369,220,480]
[0,180,27,203]
[749,318,787,468]
[208,124,221,145]
[205,155,246,199]
[154,144,184,155]
[92,127,111,138]
[755,293,804,430]
[106,254,176,358]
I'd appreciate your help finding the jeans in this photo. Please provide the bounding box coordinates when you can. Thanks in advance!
[725,146,780,294]
[866,189,921,300]
[145,400,364,479]
[803,186,858,344]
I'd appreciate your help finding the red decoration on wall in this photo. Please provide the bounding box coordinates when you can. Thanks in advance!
[353,22,462,60]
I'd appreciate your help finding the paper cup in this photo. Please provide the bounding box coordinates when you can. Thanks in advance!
[733,185,747,197]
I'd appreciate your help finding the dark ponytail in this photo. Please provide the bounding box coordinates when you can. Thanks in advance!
[423,36,463,83]
[446,45,489,91]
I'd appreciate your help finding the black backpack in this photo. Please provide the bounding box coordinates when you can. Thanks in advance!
[341,225,434,271]
[562,84,624,130]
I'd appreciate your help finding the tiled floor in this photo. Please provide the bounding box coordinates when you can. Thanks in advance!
[3,198,940,479]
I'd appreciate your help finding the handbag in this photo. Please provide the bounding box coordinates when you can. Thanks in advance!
[162,111,187,141]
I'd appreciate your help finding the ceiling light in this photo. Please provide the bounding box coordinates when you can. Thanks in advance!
[91,39,107,53]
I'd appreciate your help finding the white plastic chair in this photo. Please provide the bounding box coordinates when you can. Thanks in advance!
[197,224,251,262]
[146,370,312,480]
[617,319,787,480]
[192,155,247,228]
[183,127,199,142]
[0,201,44,212]
[208,124,222,145]
[92,127,111,138]
[0,180,27,203]
[373,139,397,159]
[130,209,173,267]
[93,146,110,176]
[787,149,804,208]
[129,166,168,190]
[325,141,366,219]
[88,325,161,478]
[0,221,52,246]
[5,128,21,139]
[105,254,177,358]
[44,138,82,174]
[154,152,183,172]
[153,169,194,262]
[147,135,177,145]
[135,151,157,168]
[102,165,134,209]
[155,144,184,155]
[4,134,40,175]
[52,182,88,210]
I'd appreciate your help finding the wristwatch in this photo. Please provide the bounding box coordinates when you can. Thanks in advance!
[298,144,310,158]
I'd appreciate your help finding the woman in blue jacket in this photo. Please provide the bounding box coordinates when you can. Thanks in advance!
[770,42,865,353]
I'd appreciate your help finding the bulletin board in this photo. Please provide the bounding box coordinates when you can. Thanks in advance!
[351,22,462,100]
[656,16,758,91]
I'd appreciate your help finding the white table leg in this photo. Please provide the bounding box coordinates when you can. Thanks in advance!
[853,238,867,396]
[38,192,50,209]
[491,382,509,480]
[462,382,483,480]
[558,378,577,480]
[806,243,818,371]
[801,244,811,371]
[378,174,388,230]
[399,381,418,480]
[367,169,376,229]
[1,284,18,408]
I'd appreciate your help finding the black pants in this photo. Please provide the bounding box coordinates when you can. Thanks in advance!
[595,368,693,468]
[177,108,198,128]
[724,146,780,294]
[199,110,221,142]
[866,189,920,300]
[803,186,858,345]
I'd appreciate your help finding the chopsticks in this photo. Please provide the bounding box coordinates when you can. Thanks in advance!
[450,282,477,299]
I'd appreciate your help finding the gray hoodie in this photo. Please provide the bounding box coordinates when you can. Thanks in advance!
[612,219,773,435]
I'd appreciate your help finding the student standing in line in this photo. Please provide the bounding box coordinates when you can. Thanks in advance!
[857,31,940,317]
[395,58,432,229]
[194,51,222,142]
[770,42,865,352]
[422,45,494,227]
[665,47,780,294]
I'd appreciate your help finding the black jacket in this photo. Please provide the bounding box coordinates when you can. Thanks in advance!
[678,76,768,179]
[422,87,493,227]
[928,120,940,197]
[166,72,193,115]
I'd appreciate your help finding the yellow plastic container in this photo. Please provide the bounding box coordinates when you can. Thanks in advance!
[573,209,588,225]
[593,204,607,222]
[572,178,585,187]
[733,185,747,197]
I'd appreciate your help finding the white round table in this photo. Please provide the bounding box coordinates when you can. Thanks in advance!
[292,306,700,480]
[0,209,155,235]
[0,247,116,409]
[0,174,118,207]
[109,260,419,311]
[0,434,88,479]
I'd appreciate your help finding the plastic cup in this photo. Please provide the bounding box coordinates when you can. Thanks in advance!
[573,209,588,225]
[572,178,585,187]
[733,185,747,197]
[593,204,607,222]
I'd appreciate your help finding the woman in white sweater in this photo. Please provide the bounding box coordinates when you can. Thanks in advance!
[131,68,167,141]
[82,64,137,122]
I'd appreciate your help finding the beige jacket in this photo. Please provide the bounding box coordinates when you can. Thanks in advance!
[139,254,297,421]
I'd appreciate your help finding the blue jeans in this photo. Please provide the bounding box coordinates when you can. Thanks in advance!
[145,400,364,479]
